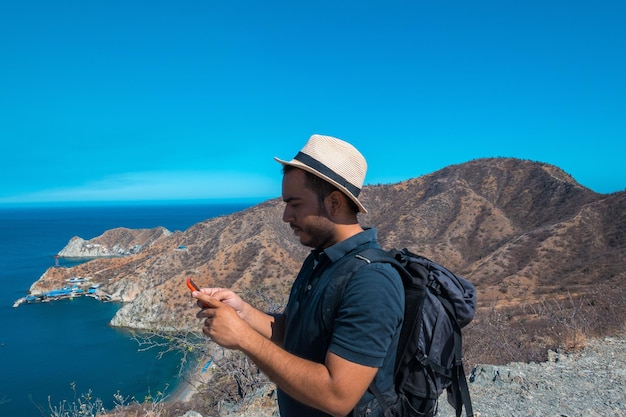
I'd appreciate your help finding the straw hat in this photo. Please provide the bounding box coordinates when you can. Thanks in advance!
[275,134,368,213]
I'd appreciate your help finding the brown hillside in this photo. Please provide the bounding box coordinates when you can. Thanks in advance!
[33,157,626,366]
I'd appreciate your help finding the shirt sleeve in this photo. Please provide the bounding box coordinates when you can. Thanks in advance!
[328,262,404,367]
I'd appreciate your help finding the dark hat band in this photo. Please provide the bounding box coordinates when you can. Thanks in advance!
[294,152,361,198]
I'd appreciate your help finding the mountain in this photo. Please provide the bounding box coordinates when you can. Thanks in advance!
[30,157,626,365]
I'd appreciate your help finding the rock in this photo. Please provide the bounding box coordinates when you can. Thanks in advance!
[57,227,171,258]
[179,411,204,417]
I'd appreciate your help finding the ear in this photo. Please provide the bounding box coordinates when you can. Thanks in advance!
[327,191,343,216]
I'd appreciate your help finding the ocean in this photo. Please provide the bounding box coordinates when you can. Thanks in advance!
[0,203,251,417]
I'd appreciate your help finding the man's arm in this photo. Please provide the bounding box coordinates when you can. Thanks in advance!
[195,293,376,417]
[243,332,376,417]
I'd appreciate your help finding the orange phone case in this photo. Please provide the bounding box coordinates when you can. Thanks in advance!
[186,277,200,292]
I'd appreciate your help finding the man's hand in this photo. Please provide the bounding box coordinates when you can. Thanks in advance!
[194,288,246,316]
[194,292,252,350]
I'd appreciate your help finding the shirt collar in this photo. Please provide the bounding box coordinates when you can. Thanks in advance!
[320,227,378,263]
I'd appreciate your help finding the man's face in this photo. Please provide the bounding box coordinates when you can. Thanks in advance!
[281,169,336,249]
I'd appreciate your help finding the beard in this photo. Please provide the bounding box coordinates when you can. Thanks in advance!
[292,211,336,249]
[298,222,335,248]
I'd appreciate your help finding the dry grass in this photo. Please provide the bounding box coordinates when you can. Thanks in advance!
[463,285,626,368]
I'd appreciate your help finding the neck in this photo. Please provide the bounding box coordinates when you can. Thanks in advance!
[334,223,364,244]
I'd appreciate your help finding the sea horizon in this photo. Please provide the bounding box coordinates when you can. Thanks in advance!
[0,197,270,209]
[0,202,253,416]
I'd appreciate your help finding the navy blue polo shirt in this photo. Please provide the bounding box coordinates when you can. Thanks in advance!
[278,228,404,417]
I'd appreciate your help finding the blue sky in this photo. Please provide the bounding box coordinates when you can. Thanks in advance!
[1,1,624,206]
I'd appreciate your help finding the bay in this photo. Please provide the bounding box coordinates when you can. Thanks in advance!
[0,203,251,416]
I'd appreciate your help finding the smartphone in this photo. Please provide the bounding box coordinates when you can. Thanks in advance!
[186,277,200,292]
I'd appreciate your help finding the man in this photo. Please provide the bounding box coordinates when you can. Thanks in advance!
[193,134,404,417]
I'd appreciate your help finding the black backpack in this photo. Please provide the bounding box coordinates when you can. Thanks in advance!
[326,247,476,417]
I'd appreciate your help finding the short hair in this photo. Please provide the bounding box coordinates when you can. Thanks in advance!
[283,166,359,214]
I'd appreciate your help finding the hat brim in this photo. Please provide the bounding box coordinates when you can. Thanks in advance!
[275,157,368,213]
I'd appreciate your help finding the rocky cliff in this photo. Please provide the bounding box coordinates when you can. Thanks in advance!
[57,227,171,258]
[30,157,626,366]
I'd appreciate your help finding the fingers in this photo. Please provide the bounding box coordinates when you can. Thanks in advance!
[196,286,225,296]
[195,291,219,305]
[193,291,221,311]
[200,288,233,302]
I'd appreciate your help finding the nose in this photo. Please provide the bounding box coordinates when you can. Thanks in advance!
[282,204,293,223]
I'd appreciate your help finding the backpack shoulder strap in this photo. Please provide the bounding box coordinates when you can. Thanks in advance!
[344,248,427,371]
[320,245,389,334]
[351,248,430,414]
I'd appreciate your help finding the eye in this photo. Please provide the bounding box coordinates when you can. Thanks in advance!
[284,198,301,208]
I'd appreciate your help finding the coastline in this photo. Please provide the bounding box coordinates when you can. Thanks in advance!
[168,358,214,403]
[0,203,251,417]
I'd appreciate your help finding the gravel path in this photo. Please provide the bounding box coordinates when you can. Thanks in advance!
[436,335,626,417]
